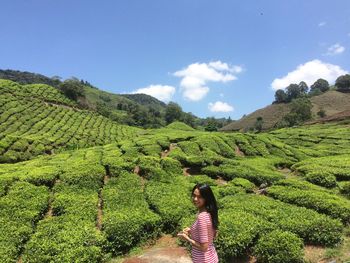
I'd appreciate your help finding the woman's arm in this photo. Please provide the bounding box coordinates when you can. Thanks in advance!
[177,232,208,252]
[186,236,209,252]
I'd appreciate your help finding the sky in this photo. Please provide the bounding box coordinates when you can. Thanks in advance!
[1,0,350,120]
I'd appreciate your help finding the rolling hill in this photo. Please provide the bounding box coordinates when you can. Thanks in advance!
[220,90,350,132]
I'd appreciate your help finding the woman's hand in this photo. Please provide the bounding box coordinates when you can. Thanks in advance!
[182,227,191,236]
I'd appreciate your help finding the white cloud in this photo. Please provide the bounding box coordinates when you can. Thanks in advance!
[318,21,326,27]
[326,43,345,55]
[208,101,234,112]
[174,61,242,101]
[132,84,175,102]
[271,59,347,90]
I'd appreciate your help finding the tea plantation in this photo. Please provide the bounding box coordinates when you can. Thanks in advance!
[1,80,350,262]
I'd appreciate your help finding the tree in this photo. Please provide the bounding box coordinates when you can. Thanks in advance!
[183,112,196,128]
[310,78,329,93]
[298,81,309,94]
[205,118,218,132]
[285,84,301,102]
[335,74,350,92]
[285,83,307,102]
[59,78,85,101]
[274,89,288,103]
[165,102,183,124]
[254,116,264,132]
[282,98,312,126]
[317,108,326,118]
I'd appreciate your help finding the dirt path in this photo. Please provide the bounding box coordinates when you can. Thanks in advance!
[161,143,177,158]
[134,165,147,189]
[276,167,297,179]
[44,101,80,111]
[235,145,245,157]
[97,168,111,231]
[122,234,191,263]
[96,177,108,231]
[183,167,190,177]
[215,176,228,186]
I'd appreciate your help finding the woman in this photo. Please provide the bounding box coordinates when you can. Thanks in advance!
[177,183,219,263]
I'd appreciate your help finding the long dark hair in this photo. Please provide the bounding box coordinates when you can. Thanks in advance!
[191,183,219,230]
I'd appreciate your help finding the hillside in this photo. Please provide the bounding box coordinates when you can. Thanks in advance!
[0,70,200,128]
[0,79,140,163]
[220,90,350,132]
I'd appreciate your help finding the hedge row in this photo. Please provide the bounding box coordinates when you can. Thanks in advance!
[219,194,343,246]
[0,181,49,263]
[22,180,105,262]
[102,171,161,255]
[267,184,350,224]
[145,176,195,232]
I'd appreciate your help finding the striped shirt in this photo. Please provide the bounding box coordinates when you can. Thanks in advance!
[190,211,219,263]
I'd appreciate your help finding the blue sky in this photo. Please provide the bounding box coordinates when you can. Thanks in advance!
[1,1,349,119]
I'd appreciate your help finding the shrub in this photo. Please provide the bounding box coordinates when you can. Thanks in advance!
[144,178,195,232]
[219,194,343,246]
[215,210,274,261]
[22,217,105,263]
[253,230,304,263]
[160,157,183,175]
[178,141,201,155]
[338,181,350,197]
[267,185,350,224]
[60,163,105,190]
[102,172,162,254]
[305,172,337,188]
[229,178,255,192]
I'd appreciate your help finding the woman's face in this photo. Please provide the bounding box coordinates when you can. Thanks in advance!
[192,188,205,209]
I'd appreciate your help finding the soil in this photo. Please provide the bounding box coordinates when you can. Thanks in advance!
[122,234,191,263]
[235,145,245,157]
[161,143,177,158]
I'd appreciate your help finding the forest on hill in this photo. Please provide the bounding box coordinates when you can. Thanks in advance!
[0,78,350,262]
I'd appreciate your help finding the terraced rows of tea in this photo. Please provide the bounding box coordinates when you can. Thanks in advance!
[0,80,140,163]
[1,80,350,262]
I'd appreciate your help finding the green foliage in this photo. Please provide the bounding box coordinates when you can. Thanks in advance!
[202,158,284,185]
[335,74,350,92]
[338,181,350,197]
[103,172,161,254]
[274,89,288,103]
[166,121,195,131]
[60,163,105,190]
[267,184,350,223]
[254,116,264,132]
[0,81,140,163]
[59,78,85,101]
[304,172,337,188]
[144,178,195,232]
[253,230,304,263]
[292,154,350,181]
[220,194,343,246]
[229,178,255,192]
[317,108,326,118]
[165,102,183,124]
[282,97,312,126]
[0,181,49,262]
[22,217,105,263]
[311,78,329,93]
[215,209,274,261]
